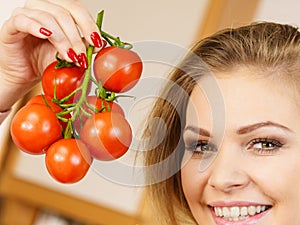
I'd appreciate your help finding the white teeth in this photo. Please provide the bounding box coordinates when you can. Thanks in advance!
[256,205,261,213]
[248,206,256,216]
[240,206,248,216]
[213,205,269,221]
[222,207,230,217]
[230,207,240,218]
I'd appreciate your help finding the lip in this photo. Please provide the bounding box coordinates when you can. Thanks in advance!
[209,201,269,207]
[209,202,272,225]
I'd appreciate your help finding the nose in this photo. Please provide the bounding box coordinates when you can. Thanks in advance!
[207,144,250,193]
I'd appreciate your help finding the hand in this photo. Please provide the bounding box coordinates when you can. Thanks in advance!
[0,0,103,111]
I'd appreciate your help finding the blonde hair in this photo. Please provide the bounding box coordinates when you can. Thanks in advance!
[143,22,300,225]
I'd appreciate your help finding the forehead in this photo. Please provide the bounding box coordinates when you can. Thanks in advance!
[185,69,300,132]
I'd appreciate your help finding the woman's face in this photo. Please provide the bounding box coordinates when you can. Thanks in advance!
[181,67,300,225]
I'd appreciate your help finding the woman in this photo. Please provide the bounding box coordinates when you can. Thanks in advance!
[0,0,103,124]
[2,1,300,225]
[144,22,300,225]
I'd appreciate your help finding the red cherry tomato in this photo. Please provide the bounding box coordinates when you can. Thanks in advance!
[10,104,63,154]
[73,95,125,132]
[27,94,71,130]
[42,61,86,103]
[80,111,132,161]
[45,138,92,184]
[26,94,59,109]
[93,46,143,93]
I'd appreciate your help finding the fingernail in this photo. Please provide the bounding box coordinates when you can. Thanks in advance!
[78,53,88,69]
[67,48,79,63]
[90,32,102,48]
[102,40,107,48]
[39,27,52,37]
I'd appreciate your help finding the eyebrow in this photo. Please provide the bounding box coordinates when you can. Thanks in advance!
[183,126,211,137]
[184,121,292,137]
[236,121,293,135]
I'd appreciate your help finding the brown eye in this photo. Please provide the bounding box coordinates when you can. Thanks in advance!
[198,143,216,152]
[248,138,283,155]
[253,141,275,149]
[186,141,217,154]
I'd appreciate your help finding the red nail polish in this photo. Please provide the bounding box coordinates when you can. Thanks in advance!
[39,27,52,37]
[90,32,102,48]
[78,53,88,69]
[67,48,79,63]
[102,40,107,48]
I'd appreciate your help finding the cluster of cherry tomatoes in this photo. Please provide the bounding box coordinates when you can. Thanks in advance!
[10,11,143,184]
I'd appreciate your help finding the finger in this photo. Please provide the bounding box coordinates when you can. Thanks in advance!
[24,1,87,56]
[12,7,83,64]
[1,7,52,42]
[61,0,103,48]
[27,0,103,48]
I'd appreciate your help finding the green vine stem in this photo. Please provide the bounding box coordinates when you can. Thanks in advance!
[56,10,133,138]
[63,45,94,138]
[100,30,133,49]
[97,10,133,49]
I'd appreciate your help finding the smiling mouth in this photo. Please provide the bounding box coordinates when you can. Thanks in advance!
[211,205,272,221]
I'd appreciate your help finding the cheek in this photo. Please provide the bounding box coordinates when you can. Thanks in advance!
[248,155,300,201]
[181,160,207,204]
